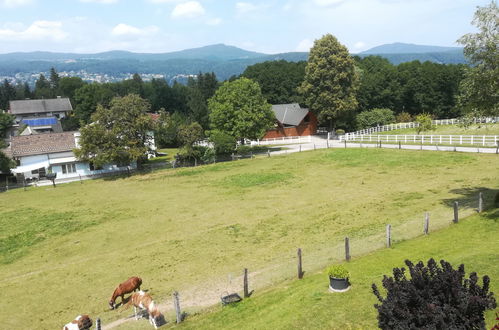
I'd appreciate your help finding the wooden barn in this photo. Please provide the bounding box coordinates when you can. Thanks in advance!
[263,103,317,139]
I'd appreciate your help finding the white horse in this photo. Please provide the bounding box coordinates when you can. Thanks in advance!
[125,291,164,328]
[63,315,92,330]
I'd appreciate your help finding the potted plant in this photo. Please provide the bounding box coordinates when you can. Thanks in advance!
[327,264,350,292]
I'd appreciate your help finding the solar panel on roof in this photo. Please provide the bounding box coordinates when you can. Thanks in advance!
[21,117,58,126]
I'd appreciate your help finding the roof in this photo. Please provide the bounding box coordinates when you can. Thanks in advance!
[9,98,73,115]
[271,103,309,126]
[10,132,77,157]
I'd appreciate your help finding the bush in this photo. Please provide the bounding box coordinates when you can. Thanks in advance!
[395,112,412,123]
[236,145,253,155]
[372,259,496,330]
[201,147,215,164]
[415,113,435,134]
[335,129,345,135]
[356,108,395,130]
[208,130,237,155]
[326,265,350,278]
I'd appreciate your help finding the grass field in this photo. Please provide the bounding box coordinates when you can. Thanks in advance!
[377,123,499,136]
[0,148,498,329]
[157,211,499,330]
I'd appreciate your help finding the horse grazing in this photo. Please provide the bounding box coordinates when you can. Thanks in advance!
[125,291,165,329]
[109,276,142,309]
[63,315,92,330]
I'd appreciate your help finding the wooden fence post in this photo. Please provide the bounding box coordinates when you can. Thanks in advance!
[297,248,303,279]
[399,141,401,149]
[243,268,249,298]
[344,140,347,148]
[5,176,8,191]
[250,151,253,159]
[173,291,182,323]
[327,140,329,148]
[386,224,391,248]
[453,201,459,223]
[424,212,429,235]
[267,149,270,157]
[23,179,26,191]
[79,174,83,184]
[478,192,483,213]
[299,145,302,152]
[314,143,316,150]
[95,318,101,330]
[345,237,350,262]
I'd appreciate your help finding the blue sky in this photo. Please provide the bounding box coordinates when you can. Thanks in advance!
[0,0,491,54]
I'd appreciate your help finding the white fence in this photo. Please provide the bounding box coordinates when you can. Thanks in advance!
[341,134,499,147]
[252,135,312,145]
[345,117,499,139]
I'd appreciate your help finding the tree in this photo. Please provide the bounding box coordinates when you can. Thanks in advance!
[34,74,53,99]
[415,113,435,134]
[457,1,499,116]
[243,60,306,104]
[74,94,155,167]
[300,34,359,130]
[372,259,496,329]
[73,83,115,125]
[176,122,204,161]
[0,79,16,110]
[0,111,14,138]
[356,108,395,130]
[208,77,274,143]
[58,77,85,100]
[49,67,60,91]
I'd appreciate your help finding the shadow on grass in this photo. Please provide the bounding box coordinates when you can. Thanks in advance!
[442,187,498,211]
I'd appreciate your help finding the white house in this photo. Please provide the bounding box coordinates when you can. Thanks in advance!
[9,131,136,182]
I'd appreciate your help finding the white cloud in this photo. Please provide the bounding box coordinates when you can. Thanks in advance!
[171,1,205,19]
[313,0,345,7]
[80,0,118,4]
[111,23,159,37]
[296,38,313,52]
[236,2,258,14]
[352,41,367,52]
[0,20,67,41]
[1,0,32,7]
[206,18,222,26]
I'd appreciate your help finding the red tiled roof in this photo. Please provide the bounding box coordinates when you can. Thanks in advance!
[10,132,76,157]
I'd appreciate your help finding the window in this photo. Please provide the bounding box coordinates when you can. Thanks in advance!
[62,163,76,174]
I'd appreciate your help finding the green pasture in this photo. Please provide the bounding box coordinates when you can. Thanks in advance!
[378,123,499,136]
[0,148,498,329]
[161,211,499,330]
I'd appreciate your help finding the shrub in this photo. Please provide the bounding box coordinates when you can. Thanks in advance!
[372,259,496,330]
[356,108,395,130]
[201,147,215,164]
[236,145,253,155]
[395,112,412,123]
[335,129,345,135]
[326,265,350,278]
[415,113,435,134]
[208,130,237,155]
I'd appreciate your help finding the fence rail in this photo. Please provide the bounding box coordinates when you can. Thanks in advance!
[341,134,499,147]
[252,135,312,145]
[345,116,499,138]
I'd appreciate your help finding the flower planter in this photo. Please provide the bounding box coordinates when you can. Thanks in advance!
[329,276,350,292]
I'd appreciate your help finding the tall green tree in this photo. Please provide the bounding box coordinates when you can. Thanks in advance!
[457,1,499,116]
[49,67,60,91]
[58,77,85,100]
[34,74,53,99]
[300,34,359,130]
[75,94,154,167]
[243,60,306,104]
[73,83,115,125]
[0,111,14,138]
[0,80,16,110]
[208,77,274,143]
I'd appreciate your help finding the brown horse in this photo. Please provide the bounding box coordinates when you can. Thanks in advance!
[109,276,142,309]
[125,291,164,329]
[63,315,92,330]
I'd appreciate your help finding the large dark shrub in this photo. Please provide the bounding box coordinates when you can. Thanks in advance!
[372,259,496,330]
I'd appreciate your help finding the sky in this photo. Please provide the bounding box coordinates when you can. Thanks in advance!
[0,0,491,54]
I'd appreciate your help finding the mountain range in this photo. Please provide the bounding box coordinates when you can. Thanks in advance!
[0,43,467,84]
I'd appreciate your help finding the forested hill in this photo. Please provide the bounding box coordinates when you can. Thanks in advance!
[0,43,467,83]
[357,43,466,64]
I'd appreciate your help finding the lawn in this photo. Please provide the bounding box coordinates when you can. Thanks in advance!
[162,211,499,330]
[378,123,499,136]
[0,148,498,329]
